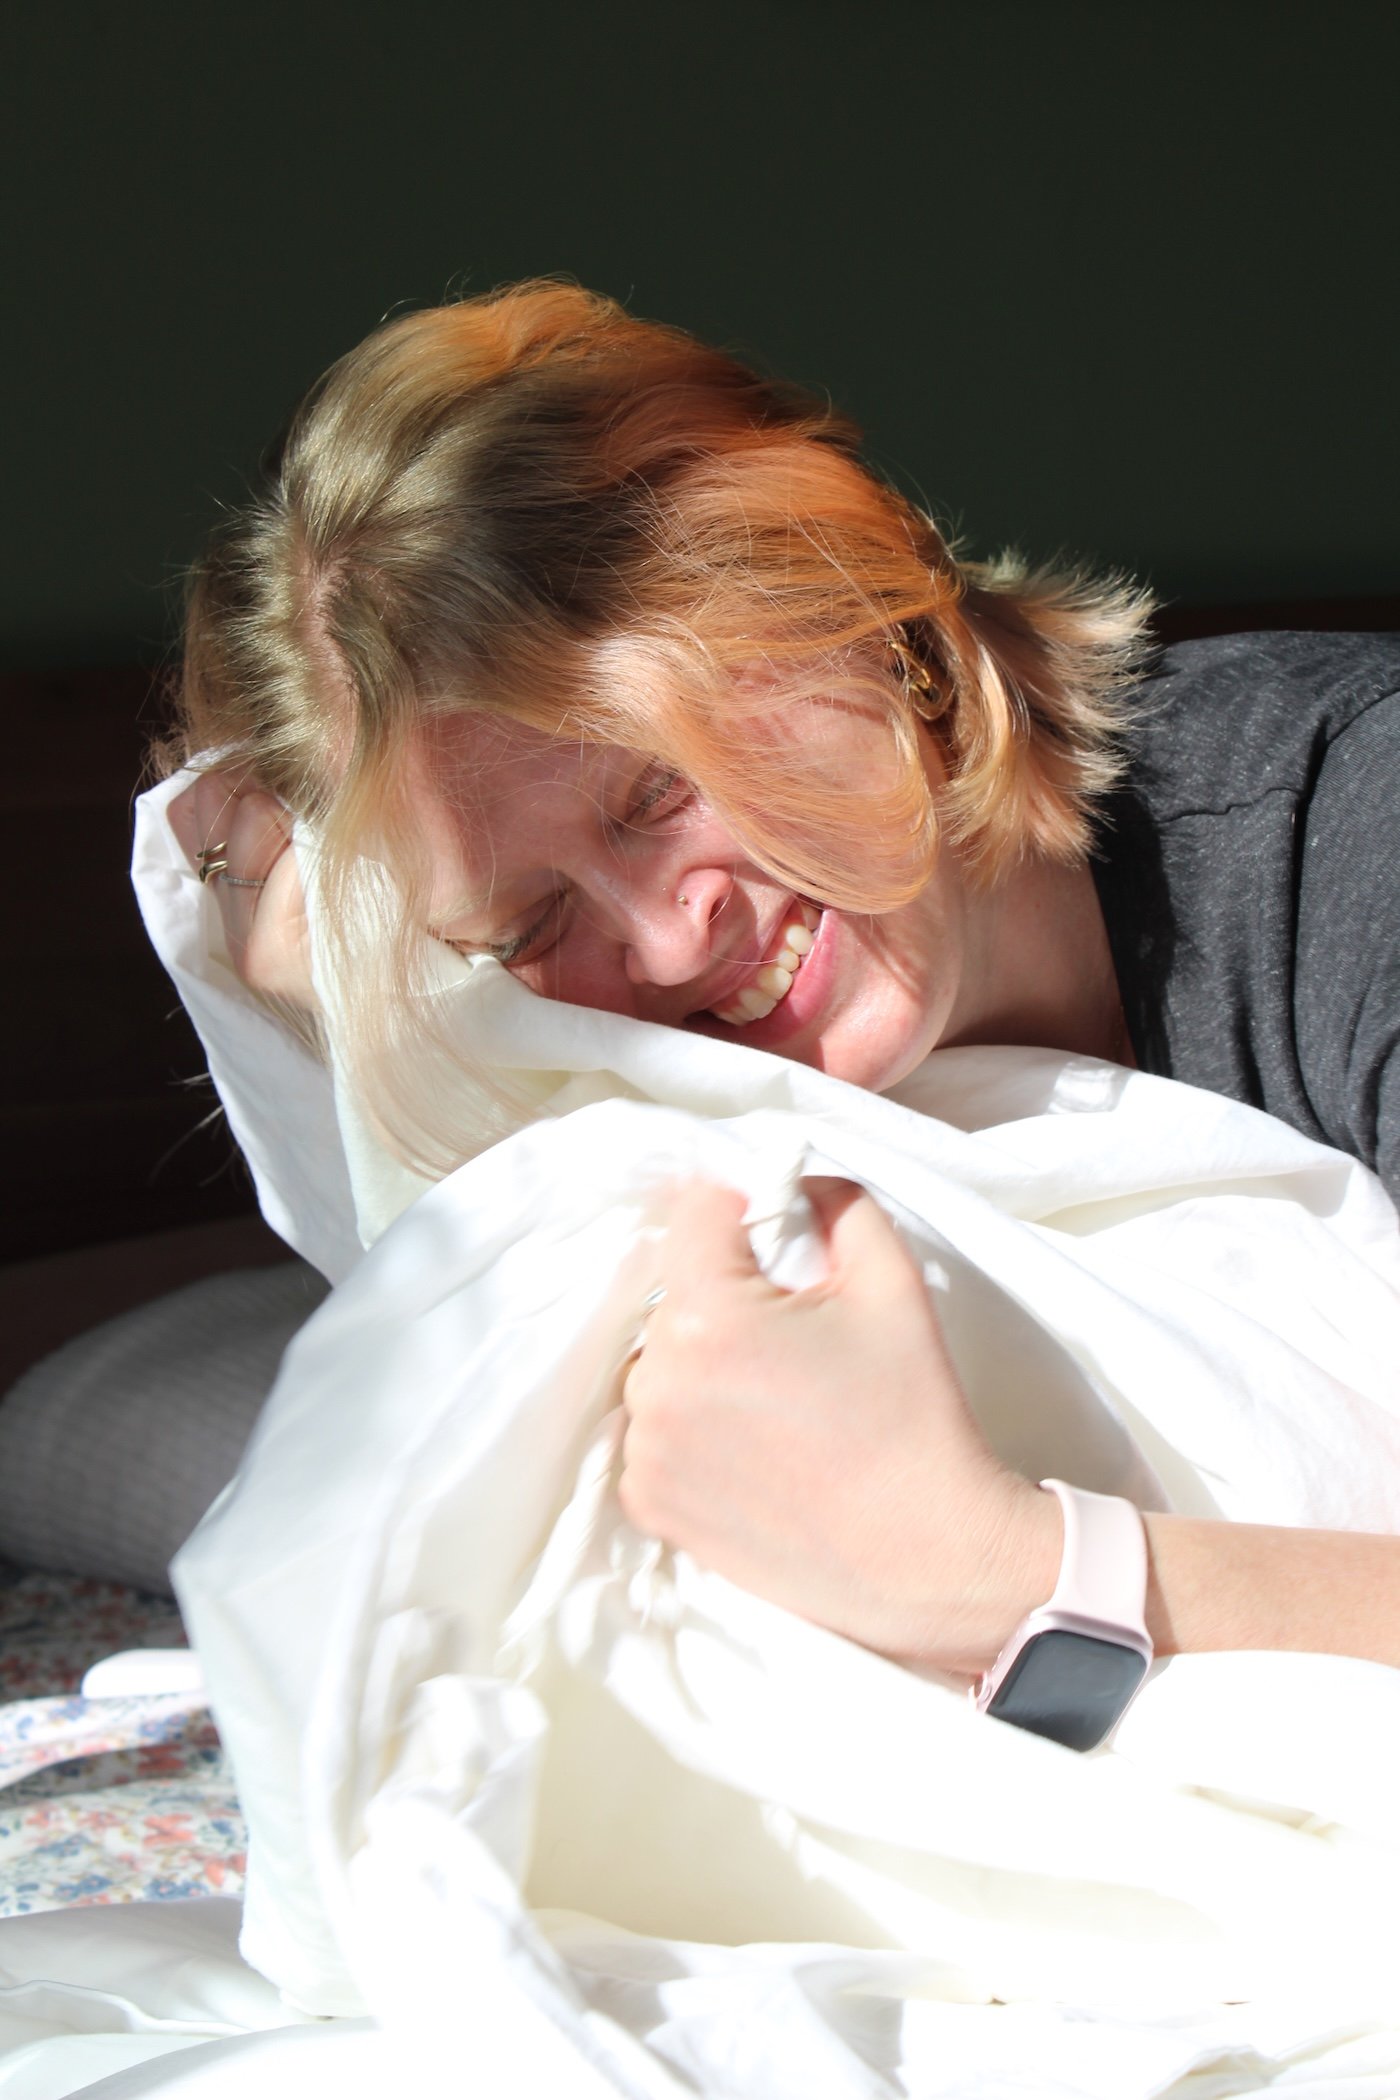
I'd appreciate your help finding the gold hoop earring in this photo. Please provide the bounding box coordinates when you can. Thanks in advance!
[886,634,949,724]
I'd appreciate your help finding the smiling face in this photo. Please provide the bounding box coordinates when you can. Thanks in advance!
[414,707,982,1095]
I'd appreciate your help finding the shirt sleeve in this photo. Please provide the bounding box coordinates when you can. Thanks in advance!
[1293,686,1400,1209]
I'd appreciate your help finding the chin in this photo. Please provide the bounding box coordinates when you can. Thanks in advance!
[795,1022,938,1096]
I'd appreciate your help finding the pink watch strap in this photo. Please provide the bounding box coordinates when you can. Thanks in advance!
[1040,1478,1151,1640]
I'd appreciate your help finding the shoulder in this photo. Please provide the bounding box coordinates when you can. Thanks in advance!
[1288,679,1400,1202]
[1123,631,1400,815]
[1097,631,1400,1196]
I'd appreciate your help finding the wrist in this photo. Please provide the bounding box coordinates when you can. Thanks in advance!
[905,1474,1063,1678]
[975,1481,1155,1751]
[976,1478,1067,1668]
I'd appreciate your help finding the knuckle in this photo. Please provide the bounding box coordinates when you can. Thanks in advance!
[669,1306,711,1347]
[616,1462,657,1534]
[621,1354,655,1414]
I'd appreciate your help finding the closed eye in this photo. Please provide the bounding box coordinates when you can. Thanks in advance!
[625,764,692,826]
[486,905,558,965]
[440,891,568,967]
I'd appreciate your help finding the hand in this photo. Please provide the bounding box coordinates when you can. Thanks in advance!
[619,1179,1061,1677]
[167,769,316,1008]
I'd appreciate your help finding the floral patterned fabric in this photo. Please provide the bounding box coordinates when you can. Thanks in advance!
[0,1560,247,1916]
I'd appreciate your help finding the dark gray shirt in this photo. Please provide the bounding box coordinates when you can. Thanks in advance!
[1091,632,1400,1204]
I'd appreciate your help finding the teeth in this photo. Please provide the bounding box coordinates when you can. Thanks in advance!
[738,989,778,1021]
[714,986,776,1026]
[709,905,822,1030]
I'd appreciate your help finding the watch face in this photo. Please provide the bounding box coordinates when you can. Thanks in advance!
[984,1628,1149,1753]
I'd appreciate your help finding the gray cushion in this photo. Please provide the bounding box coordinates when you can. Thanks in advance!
[0,1262,327,1595]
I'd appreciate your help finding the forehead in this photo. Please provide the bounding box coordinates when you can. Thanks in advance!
[418,709,599,796]
[409,711,624,921]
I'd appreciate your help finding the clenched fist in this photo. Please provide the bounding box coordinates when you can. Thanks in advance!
[620,1179,1060,1678]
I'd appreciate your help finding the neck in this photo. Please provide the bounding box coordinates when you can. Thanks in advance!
[947,854,1132,1066]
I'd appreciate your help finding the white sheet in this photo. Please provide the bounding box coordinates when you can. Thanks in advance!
[6,773,1399,2099]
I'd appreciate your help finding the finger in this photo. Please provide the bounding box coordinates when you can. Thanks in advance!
[169,771,246,871]
[801,1175,868,1240]
[169,768,276,873]
[656,1180,766,1299]
[166,781,203,864]
[238,845,312,1002]
[619,1347,659,1433]
[224,789,293,883]
[192,771,251,864]
[803,1179,927,1307]
[202,790,290,967]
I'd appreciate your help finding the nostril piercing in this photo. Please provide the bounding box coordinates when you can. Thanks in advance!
[677,891,690,906]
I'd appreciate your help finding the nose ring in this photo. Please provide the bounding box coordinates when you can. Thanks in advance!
[677,891,689,906]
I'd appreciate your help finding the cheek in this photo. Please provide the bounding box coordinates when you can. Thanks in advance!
[852,892,950,1002]
[836,887,963,1067]
[517,930,631,1013]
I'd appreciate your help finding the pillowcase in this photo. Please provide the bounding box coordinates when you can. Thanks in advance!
[0,1261,327,1597]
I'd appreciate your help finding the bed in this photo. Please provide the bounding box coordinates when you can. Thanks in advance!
[0,1259,327,1931]
[0,1562,242,1921]
[4,638,1400,2096]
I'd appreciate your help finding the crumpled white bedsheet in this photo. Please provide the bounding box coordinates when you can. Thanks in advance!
[4,774,1399,2100]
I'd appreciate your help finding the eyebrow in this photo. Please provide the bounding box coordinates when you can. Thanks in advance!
[428,874,559,939]
[429,892,496,930]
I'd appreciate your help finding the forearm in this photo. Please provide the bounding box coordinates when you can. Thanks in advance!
[943,1499,1400,1682]
[1143,1513,1400,1668]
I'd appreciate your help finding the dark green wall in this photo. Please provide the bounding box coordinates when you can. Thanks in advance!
[6,0,1397,668]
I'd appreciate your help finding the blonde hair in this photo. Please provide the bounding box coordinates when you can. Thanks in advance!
[175,280,1152,1166]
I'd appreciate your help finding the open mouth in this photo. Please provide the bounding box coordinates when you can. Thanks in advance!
[708,903,822,1028]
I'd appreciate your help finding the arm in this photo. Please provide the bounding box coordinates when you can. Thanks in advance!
[620,1181,1400,1680]
[1144,1515,1400,1669]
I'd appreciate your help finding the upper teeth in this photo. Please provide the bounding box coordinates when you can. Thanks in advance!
[712,907,819,1027]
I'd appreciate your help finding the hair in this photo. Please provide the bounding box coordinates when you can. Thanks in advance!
[173,279,1153,1169]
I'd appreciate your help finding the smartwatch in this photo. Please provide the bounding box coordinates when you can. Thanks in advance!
[973,1479,1153,1752]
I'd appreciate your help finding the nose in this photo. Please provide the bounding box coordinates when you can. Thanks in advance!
[619,866,735,988]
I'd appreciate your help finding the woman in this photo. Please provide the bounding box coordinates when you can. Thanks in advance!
[166,279,1400,1733]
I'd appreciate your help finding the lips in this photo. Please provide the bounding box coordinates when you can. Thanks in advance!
[706,902,822,1028]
